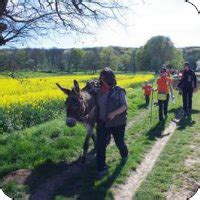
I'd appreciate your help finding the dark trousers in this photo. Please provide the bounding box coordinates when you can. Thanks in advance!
[145,95,150,106]
[158,94,169,121]
[182,89,193,113]
[96,122,128,171]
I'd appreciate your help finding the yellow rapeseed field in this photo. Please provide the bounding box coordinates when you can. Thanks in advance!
[0,74,153,107]
[0,73,154,132]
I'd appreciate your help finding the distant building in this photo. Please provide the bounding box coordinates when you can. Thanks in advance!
[196,60,200,71]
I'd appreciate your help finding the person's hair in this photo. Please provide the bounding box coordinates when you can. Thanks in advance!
[99,67,117,87]
[184,62,191,68]
[160,67,167,73]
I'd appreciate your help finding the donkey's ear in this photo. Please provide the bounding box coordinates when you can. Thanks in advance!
[56,83,71,95]
[74,80,80,94]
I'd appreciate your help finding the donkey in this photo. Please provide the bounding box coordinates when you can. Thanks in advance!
[56,80,100,162]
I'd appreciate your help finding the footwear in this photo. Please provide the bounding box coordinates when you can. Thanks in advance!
[96,168,108,180]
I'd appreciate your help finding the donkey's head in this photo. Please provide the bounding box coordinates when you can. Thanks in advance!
[56,80,86,127]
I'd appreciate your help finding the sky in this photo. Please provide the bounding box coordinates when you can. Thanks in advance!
[16,0,200,48]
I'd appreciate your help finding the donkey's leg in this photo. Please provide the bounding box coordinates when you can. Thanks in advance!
[82,134,90,163]
[81,124,93,163]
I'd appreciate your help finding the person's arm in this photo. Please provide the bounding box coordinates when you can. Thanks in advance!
[193,72,197,92]
[107,91,127,120]
[194,72,197,88]
[153,79,159,91]
[176,75,185,90]
[153,85,158,92]
[107,105,127,120]
[169,79,174,99]
[170,84,175,99]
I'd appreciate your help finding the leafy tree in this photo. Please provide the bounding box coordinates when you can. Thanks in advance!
[81,50,100,73]
[99,47,119,69]
[0,50,9,71]
[170,48,184,69]
[183,48,200,70]
[14,49,28,70]
[69,48,85,72]
[136,36,184,72]
[44,48,65,71]
[135,47,147,71]
[119,52,131,73]
[130,50,137,73]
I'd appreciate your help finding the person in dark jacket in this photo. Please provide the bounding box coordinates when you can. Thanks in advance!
[96,67,129,179]
[177,62,197,116]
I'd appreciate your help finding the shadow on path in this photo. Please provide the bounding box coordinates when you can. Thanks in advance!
[177,116,196,131]
[24,150,96,200]
[137,103,147,109]
[170,108,198,131]
[56,160,127,200]
[24,147,126,200]
[146,119,167,140]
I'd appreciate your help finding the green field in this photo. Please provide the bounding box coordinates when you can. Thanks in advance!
[0,72,199,200]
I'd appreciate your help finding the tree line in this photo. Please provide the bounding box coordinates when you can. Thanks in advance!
[0,36,199,73]
[0,46,136,73]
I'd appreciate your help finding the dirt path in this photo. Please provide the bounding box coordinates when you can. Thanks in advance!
[113,113,183,200]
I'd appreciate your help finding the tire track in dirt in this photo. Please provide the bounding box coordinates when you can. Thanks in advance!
[113,111,183,200]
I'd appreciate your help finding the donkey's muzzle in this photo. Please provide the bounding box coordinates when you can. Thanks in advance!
[66,118,77,127]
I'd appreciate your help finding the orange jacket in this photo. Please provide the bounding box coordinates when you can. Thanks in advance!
[157,77,172,94]
[142,85,152,96]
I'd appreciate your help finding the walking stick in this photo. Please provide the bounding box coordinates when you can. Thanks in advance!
[150,80,154,124]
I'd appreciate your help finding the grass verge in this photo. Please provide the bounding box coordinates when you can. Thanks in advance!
[134,91,200,200]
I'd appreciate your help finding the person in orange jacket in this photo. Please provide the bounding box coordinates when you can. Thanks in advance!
[155,67,174,121]
[142,81,152,107]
